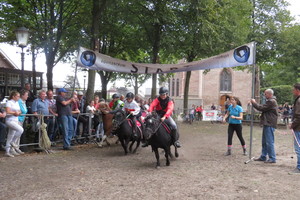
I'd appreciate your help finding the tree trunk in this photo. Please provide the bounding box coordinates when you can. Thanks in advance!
[86,0,106,103]
[134,74,138,95]
[151,23,161,99]
[100,72,108,100]
[183,71,191,114]
[31,46,37,95]
[46,56,54,91]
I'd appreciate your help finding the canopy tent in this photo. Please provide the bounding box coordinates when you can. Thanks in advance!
[76,42,257,162]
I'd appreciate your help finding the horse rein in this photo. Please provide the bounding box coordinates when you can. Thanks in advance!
[113,112,132,129]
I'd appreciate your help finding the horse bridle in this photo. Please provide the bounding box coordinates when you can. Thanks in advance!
[113,111,132,129]
[145,118,163,136]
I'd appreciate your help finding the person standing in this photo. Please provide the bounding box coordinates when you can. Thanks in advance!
[251,89,278,163]
[46,90,58,141]
[223,96,247,156]
[289,83,300,174]
[56,88,75,150]
[0,103,7,150]
[5,91,23,157]
[24,83,35,115]
[16,89,29,154]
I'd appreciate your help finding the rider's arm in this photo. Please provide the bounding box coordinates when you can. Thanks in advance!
[148,98,159,112]
[164,100,174,119]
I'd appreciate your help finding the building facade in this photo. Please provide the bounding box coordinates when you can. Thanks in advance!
[0,48,43,96]
[168,68,252,112]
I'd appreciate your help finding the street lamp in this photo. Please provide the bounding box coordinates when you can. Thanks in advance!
[15,27,30,88]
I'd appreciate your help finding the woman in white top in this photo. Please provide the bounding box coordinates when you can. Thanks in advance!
[5,91,24,157]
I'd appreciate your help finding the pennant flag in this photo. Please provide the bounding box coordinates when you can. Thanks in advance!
[77,42,255,74]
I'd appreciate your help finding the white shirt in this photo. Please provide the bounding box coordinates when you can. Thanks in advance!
[86,105,96,118]
[6,99,21,122]
[123,100,140,116]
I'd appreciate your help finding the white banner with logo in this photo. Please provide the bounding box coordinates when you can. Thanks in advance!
[202,110,219,121]
[77,42,255,74]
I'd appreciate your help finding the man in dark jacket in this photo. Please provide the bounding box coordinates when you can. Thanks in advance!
[251,88,278,163]
[289,83,300,174]
[0,105,7,150]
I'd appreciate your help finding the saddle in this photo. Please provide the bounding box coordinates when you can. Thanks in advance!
[161,122,171,134]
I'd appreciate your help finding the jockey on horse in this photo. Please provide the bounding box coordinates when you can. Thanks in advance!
[142,86,181,148]
[110,93,124,111]
[123,92,140,139]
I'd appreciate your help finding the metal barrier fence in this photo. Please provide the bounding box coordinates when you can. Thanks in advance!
[5,112,94,149]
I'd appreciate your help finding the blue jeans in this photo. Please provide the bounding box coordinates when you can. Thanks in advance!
[164,116,177,130]
[293,130,300,169]
[260,125,276,161]
[0,121,7,145]
[59,115,74,148]
[72,117,77,138]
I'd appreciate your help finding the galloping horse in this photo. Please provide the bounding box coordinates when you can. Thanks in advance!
[143,112,179,168]
[97,102,114,146]
[112,109,142,155]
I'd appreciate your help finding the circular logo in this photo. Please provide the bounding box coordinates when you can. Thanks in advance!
[80,51,96,67]
[233,46,250,63]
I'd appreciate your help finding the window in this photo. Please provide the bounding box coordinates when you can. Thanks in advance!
[0,73,4,85]
[8,73,20,86]
[220,70,232,92]
[176,78,179,96]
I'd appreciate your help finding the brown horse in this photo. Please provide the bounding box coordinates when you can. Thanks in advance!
[97,102,115,146]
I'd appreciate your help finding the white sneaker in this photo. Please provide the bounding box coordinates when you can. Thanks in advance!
[10,148,20,156]
[102,135,107,141]
[14,148,25,154]
[5,152,15,157]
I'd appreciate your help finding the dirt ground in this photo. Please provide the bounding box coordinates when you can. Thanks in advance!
[0,121,300,200]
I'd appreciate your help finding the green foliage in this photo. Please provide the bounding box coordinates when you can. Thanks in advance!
[262,85,293,105]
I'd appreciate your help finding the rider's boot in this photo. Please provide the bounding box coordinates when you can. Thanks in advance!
[171,129,181,148]
[132,123,138,139]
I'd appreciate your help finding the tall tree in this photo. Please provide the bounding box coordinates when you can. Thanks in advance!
[175,0,252,111]
[249,0,292,94]
[0,0,87,90]
[85,0,107,104]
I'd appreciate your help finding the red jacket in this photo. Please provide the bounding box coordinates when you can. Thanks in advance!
[109,100,114,109]
[149,97,174,118]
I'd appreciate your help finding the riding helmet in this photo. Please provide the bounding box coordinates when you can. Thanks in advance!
[112,93,120,99]
[126,92,134,99]
[159,87,169,95]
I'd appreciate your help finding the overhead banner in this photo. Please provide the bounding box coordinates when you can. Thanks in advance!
[77,42,255,74]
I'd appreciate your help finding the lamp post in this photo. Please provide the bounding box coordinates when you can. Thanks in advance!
[15,27,29,88]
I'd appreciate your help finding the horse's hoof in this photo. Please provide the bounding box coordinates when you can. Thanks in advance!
[175,152,179,158]
[166,162,170,166]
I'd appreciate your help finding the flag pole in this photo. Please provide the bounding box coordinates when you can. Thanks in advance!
[245,42,256,164]
[72,62,78,97]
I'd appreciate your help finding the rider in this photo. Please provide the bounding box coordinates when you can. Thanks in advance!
[123,92,140,139]
[111,93,124,111]
[108,94,124,136]
[143,86,181,148]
